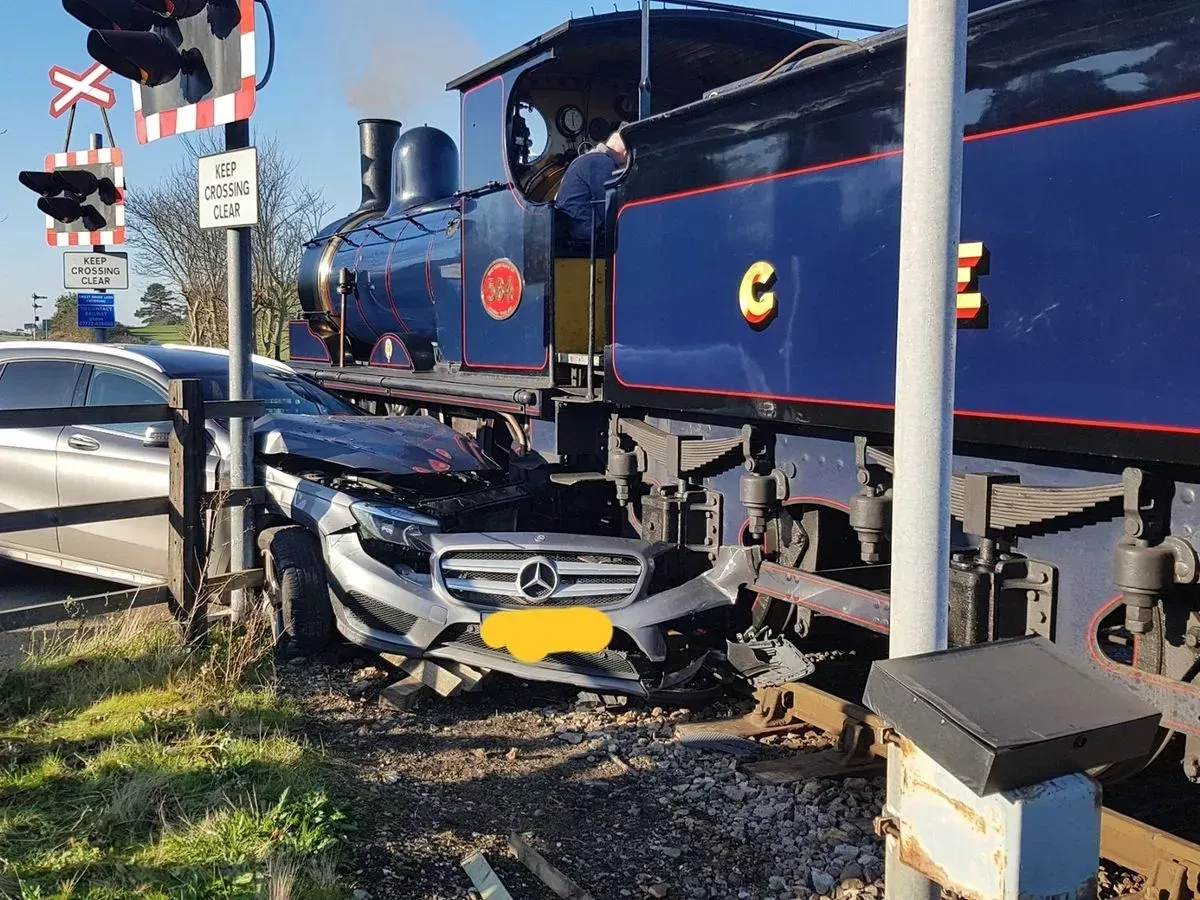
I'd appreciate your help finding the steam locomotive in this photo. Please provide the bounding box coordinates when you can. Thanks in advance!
[289,0,1200,778]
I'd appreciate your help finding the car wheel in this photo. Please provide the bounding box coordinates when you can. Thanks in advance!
[259,525,331,654]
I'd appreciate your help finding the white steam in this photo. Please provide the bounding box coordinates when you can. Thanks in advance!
[333,1,481,132]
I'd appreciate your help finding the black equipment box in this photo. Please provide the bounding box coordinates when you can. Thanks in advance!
[863,635,1160,796]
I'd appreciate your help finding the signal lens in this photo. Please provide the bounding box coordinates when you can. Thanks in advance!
[18,172,60,198]
[54,170,102,202]
[135,0,209,18]
[38,197,84,224]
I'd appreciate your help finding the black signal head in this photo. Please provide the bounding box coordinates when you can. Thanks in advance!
[37,197,110,231]
[87,29,185,86]
[18,171,60,198]
[63,0,160,31]
[54,169,101,202]
[38,196,84,224]
[80,205,109,231]
[96,178,120,206]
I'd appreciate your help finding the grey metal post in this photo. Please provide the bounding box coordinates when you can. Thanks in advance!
[32,294,46,339]
[885,0,969,898]
[89,133,107,345]
[638,0,651,119]
[225,119,255,624]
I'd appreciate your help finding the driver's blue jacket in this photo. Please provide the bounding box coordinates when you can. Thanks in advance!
[556,147,620,243]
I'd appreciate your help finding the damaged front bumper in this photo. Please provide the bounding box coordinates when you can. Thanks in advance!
[325,530,759,697]
[263,462,759,696]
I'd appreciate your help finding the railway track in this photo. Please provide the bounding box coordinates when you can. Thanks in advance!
[676,681,1200,900]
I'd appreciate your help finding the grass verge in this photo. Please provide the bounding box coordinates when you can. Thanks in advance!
[0,612,350,899]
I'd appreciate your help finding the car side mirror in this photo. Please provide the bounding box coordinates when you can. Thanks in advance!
[143,424,171,448]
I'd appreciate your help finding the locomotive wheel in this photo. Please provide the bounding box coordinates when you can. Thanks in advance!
[260,525,332,655]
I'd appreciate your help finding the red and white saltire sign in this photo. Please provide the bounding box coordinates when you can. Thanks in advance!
[49,62,116,118]
[133,0,257,144]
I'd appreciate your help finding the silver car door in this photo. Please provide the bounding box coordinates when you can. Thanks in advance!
[55,366,172,581]
[0,359,85,558]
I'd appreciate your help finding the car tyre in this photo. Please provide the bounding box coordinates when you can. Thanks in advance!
[259,525,331,654]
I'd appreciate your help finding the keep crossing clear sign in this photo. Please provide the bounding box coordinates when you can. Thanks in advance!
[198,147,259,230]
[77,292,116,329]
[64,251,129,291]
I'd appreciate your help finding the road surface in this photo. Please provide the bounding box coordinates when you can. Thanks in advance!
[0,560,126,662]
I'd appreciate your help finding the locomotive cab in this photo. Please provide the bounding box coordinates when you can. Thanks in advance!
[469,10,829,360]
[294,8,828,377]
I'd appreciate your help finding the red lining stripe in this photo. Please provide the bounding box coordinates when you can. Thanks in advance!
[458,76,549,373]
[349,238,379,341]
[611,89,1200,435]
[369,333,415,369]
[382,232,410,333]
[289,319,332,364]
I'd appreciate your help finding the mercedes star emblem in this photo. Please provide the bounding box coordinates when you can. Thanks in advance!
[516,556,559,601]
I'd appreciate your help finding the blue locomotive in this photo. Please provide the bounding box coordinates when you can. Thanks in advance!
[291,0,1200,781]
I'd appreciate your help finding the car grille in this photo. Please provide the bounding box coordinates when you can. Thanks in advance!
[438,550,643,609]
[435,630,641,680]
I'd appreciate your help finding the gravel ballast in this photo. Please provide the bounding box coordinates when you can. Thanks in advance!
[282,654,886,899]
[281,653,1144,899]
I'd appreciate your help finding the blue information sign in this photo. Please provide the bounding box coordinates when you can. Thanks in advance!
[77,292,116,329]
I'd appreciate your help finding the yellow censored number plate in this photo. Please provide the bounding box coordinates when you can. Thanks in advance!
[480,607,614,663]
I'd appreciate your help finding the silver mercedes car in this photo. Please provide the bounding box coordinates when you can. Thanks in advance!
[0,343,745,696]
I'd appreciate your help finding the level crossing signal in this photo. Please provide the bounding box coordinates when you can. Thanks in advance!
[17,148,126,247]
[62,0,256,144]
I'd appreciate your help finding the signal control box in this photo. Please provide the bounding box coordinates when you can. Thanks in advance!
[864,634,1160,796]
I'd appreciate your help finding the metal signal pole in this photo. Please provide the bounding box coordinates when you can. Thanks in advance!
[639,0,652,119]
[32,294,47,339]
[885,0,969,898]
[90,132,108,344]
[226,118,255,624]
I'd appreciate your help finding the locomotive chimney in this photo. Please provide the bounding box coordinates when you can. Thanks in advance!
[357,118,403,214]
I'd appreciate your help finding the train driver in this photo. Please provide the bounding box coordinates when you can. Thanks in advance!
[556,127,628,248]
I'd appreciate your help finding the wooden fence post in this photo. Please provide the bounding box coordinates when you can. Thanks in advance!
[168,378,208,642]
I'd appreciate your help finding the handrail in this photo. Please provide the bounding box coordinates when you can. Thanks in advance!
[651,0,889,33]
[301,182,506,248]
[586,199,601,399]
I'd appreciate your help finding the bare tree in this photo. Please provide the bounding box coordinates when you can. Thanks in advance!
[125,133,331,350]
[253,139,332,358]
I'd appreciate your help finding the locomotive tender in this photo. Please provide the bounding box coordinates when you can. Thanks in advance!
[288,0,1200,778]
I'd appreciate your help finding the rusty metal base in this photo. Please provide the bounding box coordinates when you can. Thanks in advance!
[683,680,1200,900]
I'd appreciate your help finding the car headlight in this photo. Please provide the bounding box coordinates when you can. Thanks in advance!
[350,502,440,550]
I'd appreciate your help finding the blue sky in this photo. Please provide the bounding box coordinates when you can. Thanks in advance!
[0,0,906,331]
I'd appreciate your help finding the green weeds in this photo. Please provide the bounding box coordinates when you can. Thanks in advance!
[0,613,349,899]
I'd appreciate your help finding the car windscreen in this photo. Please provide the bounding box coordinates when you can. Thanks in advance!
[200,370,363,417]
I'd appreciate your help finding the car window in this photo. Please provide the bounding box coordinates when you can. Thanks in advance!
[200,369,363,417]
[0,360,84,411]
[85,367,168,435]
